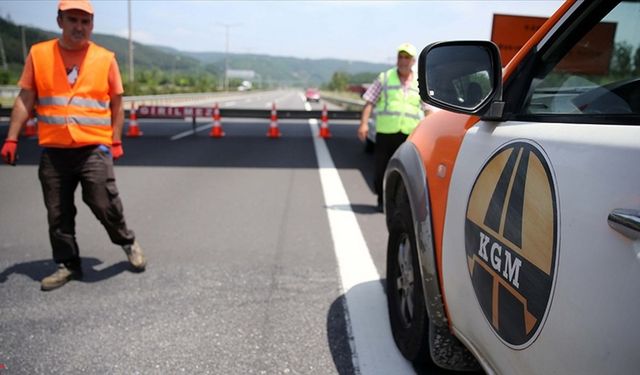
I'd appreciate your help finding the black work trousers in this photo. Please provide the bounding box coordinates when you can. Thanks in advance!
[38,145,135,266]
[374,132,408,204]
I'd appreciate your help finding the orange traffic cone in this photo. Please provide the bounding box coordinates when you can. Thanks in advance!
[23,116,37,137]
[209,102,225,138]
[126,104,142,137]
[267,102,281,138]
[319,104,331,139]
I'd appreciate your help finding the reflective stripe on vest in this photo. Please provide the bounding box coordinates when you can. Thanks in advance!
[31,39,113,147]
[38,96,110,110]
[37,115,112,126]
[375,68,422,135]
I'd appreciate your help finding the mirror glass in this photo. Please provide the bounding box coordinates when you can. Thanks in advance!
[424,45,494,110]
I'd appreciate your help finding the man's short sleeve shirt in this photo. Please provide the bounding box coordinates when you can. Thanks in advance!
[362,78,383,104]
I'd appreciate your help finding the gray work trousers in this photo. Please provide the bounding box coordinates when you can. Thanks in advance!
[38,145,135,267]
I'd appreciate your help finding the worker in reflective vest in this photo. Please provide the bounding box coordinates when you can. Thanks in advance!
[31,39,114,147]
[357,43,430,211]
[1,0,147,291]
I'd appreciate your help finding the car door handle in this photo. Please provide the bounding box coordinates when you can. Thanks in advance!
[608,209,640,240]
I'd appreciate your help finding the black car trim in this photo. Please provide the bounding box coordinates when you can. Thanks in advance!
[385,141,448,327]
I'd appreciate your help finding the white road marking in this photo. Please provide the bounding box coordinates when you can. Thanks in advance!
[170,122,213,141]
[309,118,415,375]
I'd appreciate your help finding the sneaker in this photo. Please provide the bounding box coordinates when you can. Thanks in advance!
[122,240,146,271]
[41,264,83,291]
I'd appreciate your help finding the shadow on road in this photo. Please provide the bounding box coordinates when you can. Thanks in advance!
[325,203,379,215]
[327,295,357,375]
[0,257,132,285]
[326,279,486,375]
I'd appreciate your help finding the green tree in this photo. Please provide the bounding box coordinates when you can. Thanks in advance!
[327,71,349,91]
[0,70,9,85]
[195,73,217,92]
[611,42,633,76]
[349,72,378,85]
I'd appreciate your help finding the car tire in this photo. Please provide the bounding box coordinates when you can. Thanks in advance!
[386,187,432,364]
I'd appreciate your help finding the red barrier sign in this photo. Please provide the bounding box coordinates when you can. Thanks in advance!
[137,106,215,118]
[492,14,615,75]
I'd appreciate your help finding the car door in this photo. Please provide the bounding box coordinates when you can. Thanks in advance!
[440,1,640,373]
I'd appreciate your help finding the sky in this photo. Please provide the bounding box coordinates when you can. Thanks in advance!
[1,0,564,64]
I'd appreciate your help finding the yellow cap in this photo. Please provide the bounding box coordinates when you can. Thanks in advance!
[58,0,94,14]
[397,43,417,57]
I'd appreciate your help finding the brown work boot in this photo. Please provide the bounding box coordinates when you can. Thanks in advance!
[122,240,146,271]
[41,264,83,291]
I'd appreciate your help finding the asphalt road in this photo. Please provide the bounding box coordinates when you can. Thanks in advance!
[0,90,467,375]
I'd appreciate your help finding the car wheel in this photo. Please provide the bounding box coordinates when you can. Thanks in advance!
[386,188,432,364]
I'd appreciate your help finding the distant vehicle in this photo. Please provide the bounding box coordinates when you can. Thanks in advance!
[384,0,640,374]
[305,88,320,102]
[237,80,252,91]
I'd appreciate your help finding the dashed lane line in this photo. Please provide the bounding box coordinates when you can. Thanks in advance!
[170,122,214,141]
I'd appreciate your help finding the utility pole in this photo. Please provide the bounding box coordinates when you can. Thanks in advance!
[128,0,134,86]
[219,23,240,91]
[172,55,180,85]
[0,36,8,71]
[21,26,27,63]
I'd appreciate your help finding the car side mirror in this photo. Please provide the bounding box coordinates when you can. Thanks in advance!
[417,41,503,118]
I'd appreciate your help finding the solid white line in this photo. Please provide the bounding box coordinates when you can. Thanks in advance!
[309,119,415,375]
[170,122,213,141]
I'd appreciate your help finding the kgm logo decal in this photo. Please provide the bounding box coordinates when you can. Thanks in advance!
[465,141,558,349]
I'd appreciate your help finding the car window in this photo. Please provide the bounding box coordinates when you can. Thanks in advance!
[522,1,640,118]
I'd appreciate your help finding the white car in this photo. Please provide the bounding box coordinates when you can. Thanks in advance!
[383,0,640,373]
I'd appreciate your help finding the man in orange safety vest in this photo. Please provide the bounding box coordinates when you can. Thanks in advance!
[1,0,147,291]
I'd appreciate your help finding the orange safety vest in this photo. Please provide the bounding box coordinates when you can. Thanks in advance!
[31,39,113,148]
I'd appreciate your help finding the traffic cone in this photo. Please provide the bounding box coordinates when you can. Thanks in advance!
[209,102,225,138]
[23,116,37,137]
[319,104,331,139]
[126,104,142,137]
[267,102,281,138]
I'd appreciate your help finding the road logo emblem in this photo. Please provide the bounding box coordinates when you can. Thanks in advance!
[465,141,558,348]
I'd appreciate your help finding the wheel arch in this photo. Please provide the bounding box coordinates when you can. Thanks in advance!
[384,141,448,328]
[385,142,482,371]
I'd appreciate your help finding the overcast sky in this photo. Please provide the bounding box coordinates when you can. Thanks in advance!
[1,0,564,64]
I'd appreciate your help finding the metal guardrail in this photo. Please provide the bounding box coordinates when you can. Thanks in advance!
[121,92,238,109]
[319,91,366,108]
[1,89,367,108]
[123,92,222,103]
